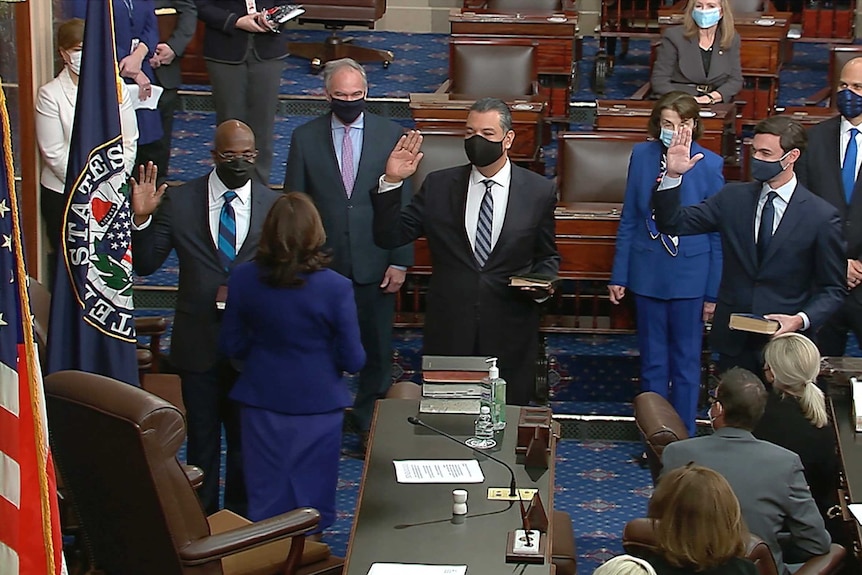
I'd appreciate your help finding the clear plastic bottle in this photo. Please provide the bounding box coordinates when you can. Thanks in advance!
[486,357,507,430]
[466,406,496,449]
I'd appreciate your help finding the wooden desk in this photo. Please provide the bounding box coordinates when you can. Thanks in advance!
[410,93,545,165]
[778,106,839,128]
[345,399,556,575]
[449,9,580,120]
[828,392,862,562]
[656,12,791,122]
[594,100,738,172]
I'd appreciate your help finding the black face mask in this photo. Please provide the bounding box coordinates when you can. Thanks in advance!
[330,97,365,124]
[216,159,255,189]
[464,134,505,168]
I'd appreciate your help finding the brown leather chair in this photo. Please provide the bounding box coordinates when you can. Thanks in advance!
[447,41,539,99]
[633,392,689,485]
[551,510,578,575]
[287,0,393,73]
[622,518,847,575]
[44,370,343,575]
[410,129,470,190]
[805,44,862,107]
[384,381,423,400]
[557,132,646,203]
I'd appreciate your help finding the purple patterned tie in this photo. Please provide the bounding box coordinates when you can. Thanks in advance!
[342,125,355,198]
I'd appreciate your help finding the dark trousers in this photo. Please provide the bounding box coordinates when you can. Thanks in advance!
[817,296,862,357]
[136,86,179,183]
[351,283,395,431]
[41,185,65,290]
[206,48,284,184]
[179,360,247,516]
[716,332,770,381]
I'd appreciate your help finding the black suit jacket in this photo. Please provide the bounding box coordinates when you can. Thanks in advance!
[153,0,197,89]
[284,113,413,284]
[132,174,281,372]
[653,179,846,355]
[195,0,287,63]
[797,115,862,305]
[371,163,560,404]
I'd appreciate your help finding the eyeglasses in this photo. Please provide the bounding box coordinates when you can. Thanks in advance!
[707,386,720,405]
[216,151,258,161]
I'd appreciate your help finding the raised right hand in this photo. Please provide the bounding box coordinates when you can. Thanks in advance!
[608,285,625,304]
[665,125,703,178]
[236,13,269,33]
[130,162,167,226]
[384,131,424,184]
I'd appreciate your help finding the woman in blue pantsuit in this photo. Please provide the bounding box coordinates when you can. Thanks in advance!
[220,193,365,532]
[609,92,723,435]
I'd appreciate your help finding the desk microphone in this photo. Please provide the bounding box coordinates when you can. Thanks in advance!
[407,416,517,497]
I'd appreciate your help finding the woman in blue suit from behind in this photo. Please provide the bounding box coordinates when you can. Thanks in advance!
[609,92,724,435]
[220,192,366,532]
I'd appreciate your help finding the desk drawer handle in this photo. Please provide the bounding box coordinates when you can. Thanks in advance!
[827,504,843,520]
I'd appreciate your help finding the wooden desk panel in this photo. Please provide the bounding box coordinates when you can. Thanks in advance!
[555,203,621,281]
[595,101,737,168]
[449,10,579,120]
[779,106,839,128]
[829,392,862,562]
[410,95,545,163]
[344,400,556,575]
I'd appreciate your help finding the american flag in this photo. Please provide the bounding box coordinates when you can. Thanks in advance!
[0,82,65,572]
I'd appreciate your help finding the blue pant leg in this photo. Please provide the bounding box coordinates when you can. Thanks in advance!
[667,297,705,437]
[635,294,671,398]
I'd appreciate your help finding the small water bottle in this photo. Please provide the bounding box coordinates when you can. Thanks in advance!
[466,405,496,449]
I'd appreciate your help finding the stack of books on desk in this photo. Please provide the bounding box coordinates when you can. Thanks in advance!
[420,356,489,418]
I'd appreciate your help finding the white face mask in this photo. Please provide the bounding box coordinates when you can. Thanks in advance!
[66,50,82,75]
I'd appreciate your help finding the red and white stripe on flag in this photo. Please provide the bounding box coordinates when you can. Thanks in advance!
[0,78,65,574]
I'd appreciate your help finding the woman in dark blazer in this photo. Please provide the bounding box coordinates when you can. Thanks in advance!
[609,92,723,435]
[220,192,366,532]
[651,0,742,105]
[754,333,840,537]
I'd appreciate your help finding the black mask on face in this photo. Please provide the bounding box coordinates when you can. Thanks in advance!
[216,159,255,189]
[464,134,505,168]
[330,97,366,124]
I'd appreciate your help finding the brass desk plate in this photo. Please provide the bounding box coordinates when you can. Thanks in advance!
[487,487,539,501]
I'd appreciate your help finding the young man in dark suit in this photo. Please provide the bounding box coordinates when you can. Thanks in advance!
[149,0,197,182]
[797,57,862,357]
[654,116,846,375]
[284,58,413,445]
[371,98,560,406]
[131,120,281,515]
[196,0,286,183]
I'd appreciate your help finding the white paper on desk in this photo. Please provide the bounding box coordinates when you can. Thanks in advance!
[126,84,164,110]
[393,460,484,483]
[368,564,467,575]
[849,503,862,525]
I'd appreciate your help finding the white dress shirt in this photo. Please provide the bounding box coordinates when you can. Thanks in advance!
[754,174,796,242]
[206,170,252,252]
[133,169,252,254]
[464,160,512,252]
[840,116,862,178]
[35,67,139,193]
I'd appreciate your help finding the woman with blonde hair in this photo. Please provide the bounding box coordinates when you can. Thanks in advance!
[651,0,742,105]
[754,333,839,534]
[645,464,756,574]
[594,555,657,575]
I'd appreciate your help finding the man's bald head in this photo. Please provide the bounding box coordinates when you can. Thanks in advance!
[838,58,862,123]
[214,120,255,153]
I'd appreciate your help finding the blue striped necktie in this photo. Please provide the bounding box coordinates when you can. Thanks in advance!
[218,191,238,271]
[844,127,859,205]
[475,179,494,267]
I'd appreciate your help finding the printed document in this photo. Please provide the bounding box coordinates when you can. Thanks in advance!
[393,460,484,483]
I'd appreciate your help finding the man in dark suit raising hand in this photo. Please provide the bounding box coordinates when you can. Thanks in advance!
[371,98,560,406]
[654,116,845,375]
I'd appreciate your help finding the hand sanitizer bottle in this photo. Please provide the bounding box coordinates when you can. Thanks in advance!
[486,357,507,430]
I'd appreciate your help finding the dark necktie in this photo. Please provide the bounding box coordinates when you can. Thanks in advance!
[475,180,494,267]
[757,191,777,262]
[843,127,859,205]
[218,191,238,271]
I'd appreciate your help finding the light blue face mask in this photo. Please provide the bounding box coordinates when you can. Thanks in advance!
[660,127,675,148]
[692,7,721,28]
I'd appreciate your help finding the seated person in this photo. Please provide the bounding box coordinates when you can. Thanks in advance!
[651,0,743,105]
[662,368,831,575]
[646,464,757,575]
[754,333,840,537]
[593,555,657,575]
